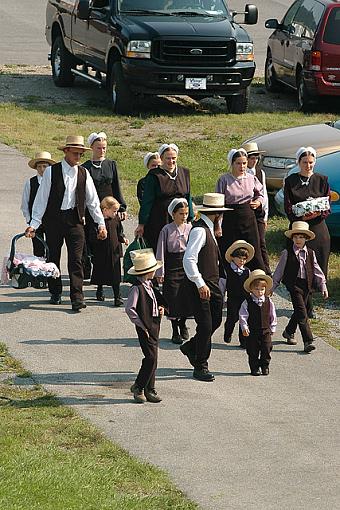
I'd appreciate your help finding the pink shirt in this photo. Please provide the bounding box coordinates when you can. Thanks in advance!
[125,279,159,331]
[216,172,264,205]
[156,221,192,277]
[239,295,277,334]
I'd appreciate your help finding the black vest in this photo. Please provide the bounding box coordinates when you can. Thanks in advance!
[190,218,220,285]
[43,162,87,225]
[28,176,40,221]
[246,296,271,333]
[282,246,314,291]
[135,280,167,334]
[225,263,249,300]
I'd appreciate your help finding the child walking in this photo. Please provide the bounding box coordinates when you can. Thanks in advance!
[156,198,192,344]
[125,249,167,403]
[220,240,254,347]
[90,196,128,305]
[239,269,277,376]
[272,221,328,353]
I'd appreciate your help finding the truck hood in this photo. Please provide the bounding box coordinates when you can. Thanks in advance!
[120,15,251,40]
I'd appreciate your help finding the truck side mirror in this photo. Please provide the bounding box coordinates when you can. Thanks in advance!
[77,0,91,20]
[244,4,258,25]
[265,19,279,30]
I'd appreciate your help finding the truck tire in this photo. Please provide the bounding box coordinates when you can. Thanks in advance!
[297,72,312,112]
[109,62,134,115]
[264,52,281,92]
[225,87,250,114]
[51,35,75,87]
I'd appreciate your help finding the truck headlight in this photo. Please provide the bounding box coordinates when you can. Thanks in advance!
[126,41,151,59]
[236,42,254,61]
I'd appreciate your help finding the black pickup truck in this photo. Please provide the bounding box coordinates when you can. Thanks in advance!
[46,0,258,114]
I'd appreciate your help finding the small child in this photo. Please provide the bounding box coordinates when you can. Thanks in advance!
[90,196,128,305]
[137,152,162,205]
[239,269,277,376]
[156,198,192,344]
[21,151,56,257]
[220,240,254,347]
[272,221,328,353]
[125,249,167,403]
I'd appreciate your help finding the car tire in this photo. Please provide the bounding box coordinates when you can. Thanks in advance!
[108,62,134,115]
[264,52,281,92]
[225,87,250,114]
[297,73,312,112]
[51,36,75,87]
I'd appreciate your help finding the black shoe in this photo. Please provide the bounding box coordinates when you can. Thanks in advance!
[96,288,105,301]
[114,296,124,307]
[224,336,232,344]
[50,293,61,305]
[282,329,297,345]
[304,342,316,353]
[72,301,87,312]
[180,343,196,366]
[239,343,246,349]
[171,333,183,345]
[251,369,261,376]
[178,320,189,341]
[262,367,270,376]
[193,368,215,382]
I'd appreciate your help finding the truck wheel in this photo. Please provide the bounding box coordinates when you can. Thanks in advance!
[109,62,134,115]
[264,52,281,92]
[297,73,312,112]
[51,36,75,87]
[225,87,250,114]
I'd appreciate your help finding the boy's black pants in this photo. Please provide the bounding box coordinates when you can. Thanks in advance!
[286,278,313,344]
[135,321,160,390]
[246,330,272,372]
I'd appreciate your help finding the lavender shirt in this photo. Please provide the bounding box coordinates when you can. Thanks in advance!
[216,172,264,205]
[239,295,277,334]
[125,278,159,331]
[272,245,327,292]
[156,221,192,277]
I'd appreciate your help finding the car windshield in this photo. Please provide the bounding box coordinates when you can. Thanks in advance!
[118,0,229,17]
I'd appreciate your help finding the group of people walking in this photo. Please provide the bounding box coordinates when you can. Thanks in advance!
[21,134,331,403]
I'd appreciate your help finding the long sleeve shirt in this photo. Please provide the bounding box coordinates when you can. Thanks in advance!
[156,221,192,277]
[272,245,327,292]
[125,279,159,331]
[247,167,269,221]
[21,174,43,224]
[239,295,277,334]
[215,172,264,205]
[183,214,216,289]
[29,159,105,230]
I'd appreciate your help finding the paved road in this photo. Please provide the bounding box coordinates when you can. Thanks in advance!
[0,0,291,74]
[1,142,340,509]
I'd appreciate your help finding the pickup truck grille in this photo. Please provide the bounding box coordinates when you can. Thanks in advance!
[153,39,236,67]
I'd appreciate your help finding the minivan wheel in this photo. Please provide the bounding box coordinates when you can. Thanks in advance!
[225,87,250,114]
[264,53,280,92]
[109,62,134,115]
[51,36,75,87]
[297,73,312,112]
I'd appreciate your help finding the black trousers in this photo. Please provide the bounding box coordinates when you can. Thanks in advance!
[135,322,160,390]
[257,219,271,275]
[246,330,272,372]
[224,296,246,345]
[32,226,46,258]
[286,278,313,344]
[183,283,223,370]
[44,210,85,302]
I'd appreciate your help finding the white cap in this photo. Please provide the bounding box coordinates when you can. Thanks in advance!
[158,143,179,157]
[296,146,317,162]
[168,197,188,217]
[227,148,247,166]
[143,151,160,168]
[87,131,107,147]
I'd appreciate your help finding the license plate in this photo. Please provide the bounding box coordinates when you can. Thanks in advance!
[185,77,207,90]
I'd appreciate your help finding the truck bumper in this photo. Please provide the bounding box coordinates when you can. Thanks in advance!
[121,58,255,96]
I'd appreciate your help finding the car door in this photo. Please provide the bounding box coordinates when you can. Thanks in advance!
[84,0,113,71]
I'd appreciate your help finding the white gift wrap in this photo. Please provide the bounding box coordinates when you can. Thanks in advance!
[292,196,330,217]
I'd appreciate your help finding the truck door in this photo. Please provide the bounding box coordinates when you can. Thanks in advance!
[82,0,112,71]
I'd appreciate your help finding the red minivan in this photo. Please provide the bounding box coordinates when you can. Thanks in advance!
[264,0,340,111]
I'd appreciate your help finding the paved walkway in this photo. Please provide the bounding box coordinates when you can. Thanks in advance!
[1,143,339,510]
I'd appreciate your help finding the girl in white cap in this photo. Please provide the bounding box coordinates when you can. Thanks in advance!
[136,151,162,205]
[156,197,192,344]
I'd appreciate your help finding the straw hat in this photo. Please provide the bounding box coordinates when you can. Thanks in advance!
[127,248,163,275]
[58,135,91,151]
[195,193,231,213]
[244,269,273,295]
[284,221,315,240]
[241,142,265,156]
[225,240,255,263]
[28,151,56,169]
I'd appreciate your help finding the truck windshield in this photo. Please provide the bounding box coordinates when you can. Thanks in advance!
[118,1,229,17]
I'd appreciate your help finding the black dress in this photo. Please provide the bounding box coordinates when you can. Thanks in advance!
[284,172,331,277]
[82,159,126,210]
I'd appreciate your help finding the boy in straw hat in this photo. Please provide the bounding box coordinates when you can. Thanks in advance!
[21,151,56,257]
[220,240,254,347]
[272,221,328,353]
[125,249,167,403]
[178,193,229,382]
[240,269,277,376]
[25,135,107,311]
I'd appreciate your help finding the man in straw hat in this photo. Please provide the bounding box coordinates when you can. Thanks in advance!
[178,193,229,382]
[125,249,167,403]
[25,135,107,311]
[21,151,56,257]
[240,269,277,376]
[272,221,328,353]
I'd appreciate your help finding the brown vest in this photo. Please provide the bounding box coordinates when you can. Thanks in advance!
[135,280,167,334]
[191,218,220,285]
[155,165,190,200]
[43,162,87,225]
[282,246,315,291]
[246,296,271,333]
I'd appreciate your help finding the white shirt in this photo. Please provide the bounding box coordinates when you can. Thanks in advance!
[21,174,43,224]
[247,166,269,222]
[30,159,105,230]
[183,214,217,289]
